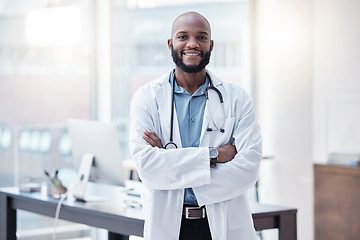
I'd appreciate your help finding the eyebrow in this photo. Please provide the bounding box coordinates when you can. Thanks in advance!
[175,31,209,35]
[175,31,188,35]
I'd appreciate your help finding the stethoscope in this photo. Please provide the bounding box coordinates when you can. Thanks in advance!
[164,70,226,149]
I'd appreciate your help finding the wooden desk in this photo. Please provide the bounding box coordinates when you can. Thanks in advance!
[1,186,297,240]
[314,164,360,239]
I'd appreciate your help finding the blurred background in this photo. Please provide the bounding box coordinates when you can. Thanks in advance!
[1,0,360,239]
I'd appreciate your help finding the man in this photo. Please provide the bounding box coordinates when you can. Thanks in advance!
[129,11,262,240]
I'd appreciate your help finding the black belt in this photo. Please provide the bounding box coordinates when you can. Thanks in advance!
[182,205,206,219]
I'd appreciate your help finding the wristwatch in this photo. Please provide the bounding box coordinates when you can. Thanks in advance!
[209,147,218,168]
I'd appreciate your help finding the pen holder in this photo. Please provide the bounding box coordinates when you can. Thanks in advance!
[44,169,68,199]
[46,177,67,199]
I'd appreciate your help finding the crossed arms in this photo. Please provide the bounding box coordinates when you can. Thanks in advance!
[143,130,237,164]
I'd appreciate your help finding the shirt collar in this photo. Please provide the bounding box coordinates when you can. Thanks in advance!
[170,71,210,96]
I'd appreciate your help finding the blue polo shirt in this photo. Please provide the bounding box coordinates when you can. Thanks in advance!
[170,72,209,206]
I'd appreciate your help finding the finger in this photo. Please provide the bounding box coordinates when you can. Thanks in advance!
[148,130,164,148]
[143,130,159,143]
[143,131,163,148]
[217,145,237,163]
[143,133,158,147]
[145,130,163,147]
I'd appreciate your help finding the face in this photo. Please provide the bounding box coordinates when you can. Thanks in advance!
[168,13,214,73]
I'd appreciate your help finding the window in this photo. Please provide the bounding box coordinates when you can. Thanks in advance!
[0,0,94,238]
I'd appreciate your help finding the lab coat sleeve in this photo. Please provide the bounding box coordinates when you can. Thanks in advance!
[129,84,211,190]
[193,89,262,206]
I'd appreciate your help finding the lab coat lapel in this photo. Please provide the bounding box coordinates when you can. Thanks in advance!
[156,72,182,149]
[172,105,182,148]
[200,71,223,144]
[199,98,222,144]
[206,71,223,116]
[200,101,210,144]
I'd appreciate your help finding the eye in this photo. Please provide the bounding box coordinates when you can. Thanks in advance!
[199,36,208,40]
[177,35,187,40]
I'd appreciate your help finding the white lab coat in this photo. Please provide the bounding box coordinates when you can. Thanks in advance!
[129,70,262,240]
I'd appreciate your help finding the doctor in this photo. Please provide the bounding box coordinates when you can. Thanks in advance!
[129,11,262,240]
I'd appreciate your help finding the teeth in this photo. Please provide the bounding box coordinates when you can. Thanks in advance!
[184,53,200,56]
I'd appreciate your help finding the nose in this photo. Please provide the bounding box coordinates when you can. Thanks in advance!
[186,37,199,48]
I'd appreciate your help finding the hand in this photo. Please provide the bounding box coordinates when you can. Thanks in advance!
[143,130,164,148]
[216,144,237,163]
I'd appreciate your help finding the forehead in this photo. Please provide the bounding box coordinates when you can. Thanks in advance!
[171,13,211,37]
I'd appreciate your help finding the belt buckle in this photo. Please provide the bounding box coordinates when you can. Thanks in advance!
[185,206,205,219]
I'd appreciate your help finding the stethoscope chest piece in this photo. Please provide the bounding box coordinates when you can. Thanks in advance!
[164,142,177,149]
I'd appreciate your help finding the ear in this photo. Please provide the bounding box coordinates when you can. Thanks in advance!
[167,39,172,50]
[210,40,214,52]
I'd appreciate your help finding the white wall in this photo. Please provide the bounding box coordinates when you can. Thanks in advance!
[255,0,313,239]
[313,0,360,164]
[95,0,112,122]
[256,0,360,239]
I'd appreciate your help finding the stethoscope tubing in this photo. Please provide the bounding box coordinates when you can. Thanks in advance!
[165,70,225,149]
[165,76,178,149]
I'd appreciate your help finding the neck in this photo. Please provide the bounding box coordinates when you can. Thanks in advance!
[174,67,207,94]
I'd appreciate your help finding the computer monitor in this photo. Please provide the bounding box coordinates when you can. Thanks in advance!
[67,119,125,201]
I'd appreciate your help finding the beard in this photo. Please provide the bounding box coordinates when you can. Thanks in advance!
[171,45,211,73]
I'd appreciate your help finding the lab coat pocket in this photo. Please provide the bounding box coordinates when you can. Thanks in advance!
[205,117,235,147]
[227,196,254,230]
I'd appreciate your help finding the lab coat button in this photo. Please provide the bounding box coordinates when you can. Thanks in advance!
[191,117,196,122]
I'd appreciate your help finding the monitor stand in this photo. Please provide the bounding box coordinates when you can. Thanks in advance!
[71,153,106,202]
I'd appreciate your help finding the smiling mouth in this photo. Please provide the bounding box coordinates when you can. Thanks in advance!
[182,51,201,57]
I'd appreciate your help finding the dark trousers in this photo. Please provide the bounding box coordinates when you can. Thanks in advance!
[179,216,212,240]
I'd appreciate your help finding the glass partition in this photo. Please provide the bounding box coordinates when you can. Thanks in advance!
[0,0,94,239]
